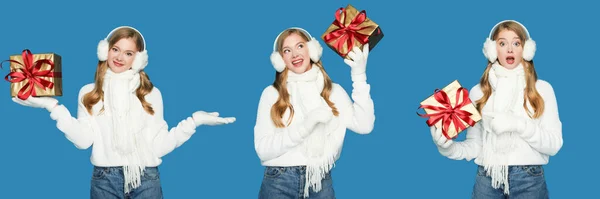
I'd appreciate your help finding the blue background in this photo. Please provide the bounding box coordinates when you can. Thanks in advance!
[0,0,597,198]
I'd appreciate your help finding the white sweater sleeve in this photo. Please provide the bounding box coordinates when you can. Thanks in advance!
[254,86,310,162]
[48,84,96,149]
[333,82,375,134]
[437,84,484,161]
[518,80,563,156]
[149,87,197,158]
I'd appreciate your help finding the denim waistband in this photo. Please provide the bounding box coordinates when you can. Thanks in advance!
[94,166,159,174]
[477,165,543,171]
[265,166,307,174]
[265,166,335,176]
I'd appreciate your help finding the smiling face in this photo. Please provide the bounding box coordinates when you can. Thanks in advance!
[495,29,523,69]
[106,38,138,73]
[280,32,312,74]
[103,27,145,74]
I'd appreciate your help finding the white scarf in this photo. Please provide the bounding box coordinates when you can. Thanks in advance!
[480,62,526,195]
[102,69,150,193]
[286,65,344,198]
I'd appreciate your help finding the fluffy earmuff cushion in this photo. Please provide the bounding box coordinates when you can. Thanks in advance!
[270,51,286,72]
[307,37,323,62]
[482,38,497,63]
[132,50,148,72]
[97,40,109,61]
[522,39,536,61]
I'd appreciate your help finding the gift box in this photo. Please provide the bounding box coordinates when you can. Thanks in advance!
[418,80,482,139]
[321,4,384,59]
[2,49,62,100]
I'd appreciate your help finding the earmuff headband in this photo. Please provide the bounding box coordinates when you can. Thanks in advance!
[487,20,531,40]
[105,26,147,50]
[272,27,313,52]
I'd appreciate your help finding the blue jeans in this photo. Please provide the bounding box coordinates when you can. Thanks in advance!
[472,165,549,199]
[259,166,335,199]
[91,166,163,199]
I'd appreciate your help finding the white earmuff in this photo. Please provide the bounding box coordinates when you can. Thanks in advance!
[482,20,536,62]
[97,26,148,72]
[270,27,323,72]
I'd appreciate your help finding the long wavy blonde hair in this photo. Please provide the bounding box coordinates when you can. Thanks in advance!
[475,21,545,118]
[82,28,155,115]
[270,29,339,128]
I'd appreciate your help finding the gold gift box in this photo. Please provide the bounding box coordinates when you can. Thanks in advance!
[419,80,481,139]
[321,4,384,59]
[8,52,62,98]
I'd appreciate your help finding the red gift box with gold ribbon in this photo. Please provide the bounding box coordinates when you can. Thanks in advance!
[418,80,482,139]
[321,4,384,59]
[2,49,62,100]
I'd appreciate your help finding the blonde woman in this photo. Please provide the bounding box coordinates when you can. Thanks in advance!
[430,20,563,199]
[254,27,375,198]
[12,26,236,199]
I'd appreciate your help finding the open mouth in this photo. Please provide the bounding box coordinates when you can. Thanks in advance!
[506,56,515,65]
[292,58,304,67]
[113,60,124,67]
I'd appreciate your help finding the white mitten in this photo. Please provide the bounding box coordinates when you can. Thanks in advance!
[343,43,370,82]
[430,126,453,149]
[192,111,236,126]
[12,97,58,112]
[299,106,334,138]
[487,112,527,135]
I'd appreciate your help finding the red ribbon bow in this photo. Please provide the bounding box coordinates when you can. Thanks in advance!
[1,49,61,100]
[323,8,373,57]
[418,88,477,139]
